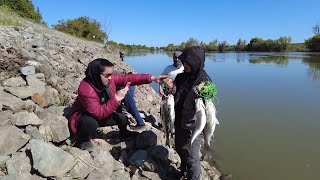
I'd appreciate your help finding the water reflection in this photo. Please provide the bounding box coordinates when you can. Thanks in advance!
[127,50,164,57]
[236,53,247,63]
[249,55,289,67]
[302,58,320,80]
[247,53,320,81]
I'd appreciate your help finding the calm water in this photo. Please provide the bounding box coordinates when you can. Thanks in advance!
[125,52,320,180]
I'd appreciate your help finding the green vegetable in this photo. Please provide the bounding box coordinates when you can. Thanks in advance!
[199,81,218,102]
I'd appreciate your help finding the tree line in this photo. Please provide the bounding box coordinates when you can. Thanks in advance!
[163,31,319,52]
[1,0,319,52]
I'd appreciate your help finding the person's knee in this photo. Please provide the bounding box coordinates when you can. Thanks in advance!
[80,115,99,132]
[88,119,99,131]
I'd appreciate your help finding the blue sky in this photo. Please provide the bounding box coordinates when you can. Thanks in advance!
[32,0,320,47]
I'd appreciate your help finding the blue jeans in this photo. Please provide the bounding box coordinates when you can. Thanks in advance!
[124,86,145,126]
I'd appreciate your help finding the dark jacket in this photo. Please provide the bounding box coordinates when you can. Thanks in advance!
[174,46,211,130]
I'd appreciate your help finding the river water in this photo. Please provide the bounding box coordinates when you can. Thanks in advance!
[125,52,320,180]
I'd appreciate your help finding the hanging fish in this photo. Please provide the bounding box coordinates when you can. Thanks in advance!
[203,99,220,148]
[190,98,206,145]
[160,94,175,147]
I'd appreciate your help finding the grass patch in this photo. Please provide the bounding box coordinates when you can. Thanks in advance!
[0,5,23,27]
[0,18,22,27]
[0,5,17,15]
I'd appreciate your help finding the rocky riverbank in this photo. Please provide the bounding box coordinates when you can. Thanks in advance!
[0,11,222,179]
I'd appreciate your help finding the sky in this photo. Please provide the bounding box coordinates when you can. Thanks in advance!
[32,0,320,47]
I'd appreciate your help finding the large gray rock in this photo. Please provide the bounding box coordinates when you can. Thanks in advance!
[86,170,110,180]
[21,99,38,112]
[30,139,76,177]
[0,173,33,180]
[0,126,30,155]
[68,147,94,179]
[6,152,31,175]
[110,169,130,180]
[113,160,125,171]
[129,150,148,167]
[32,86,60,107]
[0,110,13,126]
[20,48,36,61]
[26,73,45,87]
[91,147,114,178]
[36,106,67,117]
[0,155,10,166]
[39,113,69,142]
[4,86,46,99]
[141,171,161,180]
[0,90,24,112]
[25,125,42,140]
[10,111,42,126]
[2,77,26,87]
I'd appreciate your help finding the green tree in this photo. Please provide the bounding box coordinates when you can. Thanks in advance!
[166,43,175,51]
[247,37,290,52]
[199,41,207,50]
[313,23,320,35]
[0,0,42,23]
[235,38,246,51]
[247,37,264,51]
[218,41,228,52]
[178,42,186,50]
[185,38,199,48]
[207,40,218,51]
[53,16,107,43]
[275,36,292,51]
[305,34,320,52]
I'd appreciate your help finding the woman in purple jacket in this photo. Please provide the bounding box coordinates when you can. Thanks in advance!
[68,58,167,148]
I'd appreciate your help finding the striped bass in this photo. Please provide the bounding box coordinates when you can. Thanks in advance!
[203,99,220,148]
[191,98,206,145]
[160,94,175,147]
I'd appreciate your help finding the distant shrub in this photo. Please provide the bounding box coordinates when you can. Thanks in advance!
[247,37,291,52]
[305,35,320,52]
[53,16,107,43]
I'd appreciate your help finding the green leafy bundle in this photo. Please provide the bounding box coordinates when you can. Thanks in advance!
[199,81,218,102]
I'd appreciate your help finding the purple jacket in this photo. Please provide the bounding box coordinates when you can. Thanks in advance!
[68,73,152,134]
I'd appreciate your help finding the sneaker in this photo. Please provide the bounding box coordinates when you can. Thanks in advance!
[139,112,146,119]
[129,124,146,131]
[80,140,94,152]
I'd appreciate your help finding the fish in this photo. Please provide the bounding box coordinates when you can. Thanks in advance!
[167,94,175,136]
[203,99,220,148]
[160,94,175,147]
[190,98,207,145]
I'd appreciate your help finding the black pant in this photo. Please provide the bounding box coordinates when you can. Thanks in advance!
[175,126,202,180]
[77,112,129,141]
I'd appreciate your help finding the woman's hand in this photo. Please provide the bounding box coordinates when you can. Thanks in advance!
[115,87,129,101]
[151,75,169,83]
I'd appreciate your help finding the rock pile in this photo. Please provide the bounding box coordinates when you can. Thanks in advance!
[0,11,221,180]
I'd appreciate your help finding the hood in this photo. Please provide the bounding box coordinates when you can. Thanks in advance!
[178,46,205,75]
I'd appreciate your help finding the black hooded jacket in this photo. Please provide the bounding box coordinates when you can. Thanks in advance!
[174,46,211,130]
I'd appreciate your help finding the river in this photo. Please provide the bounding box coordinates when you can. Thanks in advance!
[125,51,320,180]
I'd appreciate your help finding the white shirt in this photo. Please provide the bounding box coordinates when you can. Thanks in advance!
[161,65,184,81]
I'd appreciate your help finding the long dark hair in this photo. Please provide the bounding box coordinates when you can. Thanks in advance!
[85,58,114,90]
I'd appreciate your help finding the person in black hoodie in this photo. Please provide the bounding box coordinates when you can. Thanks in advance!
[174,46,211,180]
